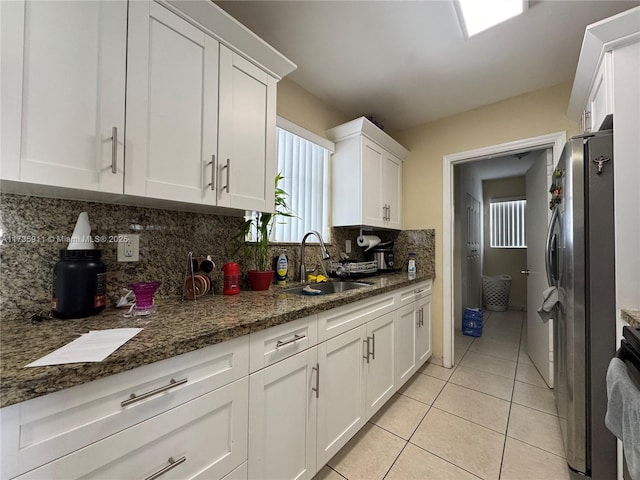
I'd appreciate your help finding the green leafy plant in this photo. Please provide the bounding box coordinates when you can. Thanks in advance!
[235,173,294,271]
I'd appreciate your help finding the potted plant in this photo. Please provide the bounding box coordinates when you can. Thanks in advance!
[236,173,294,290]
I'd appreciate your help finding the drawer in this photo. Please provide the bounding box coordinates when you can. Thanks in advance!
[2,336,249,479]
[17,377,249,480]
[318,293,396,342]
[249,315,318,373]
[397,280,432,309]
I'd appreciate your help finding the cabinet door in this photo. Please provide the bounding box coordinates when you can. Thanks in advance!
[126,1,219,204]
[317,326,366,466]
[587,51,613,132]
[395,303,418,389]
[218,45,277,212]
[415,295,432,367]
[361,137,385,228]
[365,312,396,419]
[18,378,249,480]
[1,0,126,192]
[248,348,317,480]
[383,153,402,229]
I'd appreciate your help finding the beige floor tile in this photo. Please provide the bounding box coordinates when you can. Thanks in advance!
[449,365,514,401]
[370,393,429,440]
[398,371,446,405]
[468,337,520,362]
[386,442,480,480]
[429,355,444,366]
[433,383,510,433]
[500,437,570,480]
[459,350,517,379]
[419,361,455,381]
[507,404,566,457]
[518,349,533,365]
[481,327,522,344]
[516,363,549,388]
[312,465,345,480]
[512,380,557,415]
[328,423,405,480]
[411,408,504,480]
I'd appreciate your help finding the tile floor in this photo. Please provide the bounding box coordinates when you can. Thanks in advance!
[313,310,571,480]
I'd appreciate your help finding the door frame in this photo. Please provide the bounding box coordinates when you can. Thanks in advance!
[442,132,566,368]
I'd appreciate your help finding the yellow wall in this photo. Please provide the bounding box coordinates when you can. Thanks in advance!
[277,78,349,139]
[392,82,581,359]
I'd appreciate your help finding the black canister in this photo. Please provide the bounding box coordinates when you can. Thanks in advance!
[52,250,107,319]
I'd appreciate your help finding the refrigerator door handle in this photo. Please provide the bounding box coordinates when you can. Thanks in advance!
[545,207,559,286]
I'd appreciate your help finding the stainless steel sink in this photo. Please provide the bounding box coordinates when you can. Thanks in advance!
[282,281,371,295]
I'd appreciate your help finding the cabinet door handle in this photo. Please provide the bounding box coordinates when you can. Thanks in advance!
[363,338,370,363]
[370,333,375,360]
[276,333,306,348]
[145,456,187,480]
[111,126,118,174]
[420,308,424,327]
[222,158,230,192]
[121,378,188,407]
[207,154,216,191]
[386,204,391,221]
[312,363,320,398]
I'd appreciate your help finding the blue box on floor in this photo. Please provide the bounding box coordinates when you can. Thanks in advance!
[462,308,483,337]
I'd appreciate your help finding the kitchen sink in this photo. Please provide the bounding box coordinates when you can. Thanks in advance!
[282,281,371,295]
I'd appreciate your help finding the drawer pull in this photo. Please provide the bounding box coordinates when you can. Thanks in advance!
[414,289,425,294]
[363,338,370,363]
[111,126,118,174]
[121,378,188,407]
[312,363,320,398]
[207,154,216,191]
[276,333,306,348]
[145,456,186,480]
[372,333,376,359]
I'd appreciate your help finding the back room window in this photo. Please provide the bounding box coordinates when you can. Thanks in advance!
[490,199,526,248]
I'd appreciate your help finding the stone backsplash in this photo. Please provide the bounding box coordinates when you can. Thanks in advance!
[0,193,434,320]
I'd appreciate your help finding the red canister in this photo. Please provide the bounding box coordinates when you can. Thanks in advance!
[222,262,240,295]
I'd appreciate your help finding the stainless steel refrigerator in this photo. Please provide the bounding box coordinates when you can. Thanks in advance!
[546,127,617,479]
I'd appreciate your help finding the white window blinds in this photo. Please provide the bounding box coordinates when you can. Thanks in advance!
[270,127,330,243]
[490,199,526,248]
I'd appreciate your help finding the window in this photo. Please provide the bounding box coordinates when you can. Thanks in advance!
[490,199,526,248]
[269,118,332,243]
[455,0,527,38]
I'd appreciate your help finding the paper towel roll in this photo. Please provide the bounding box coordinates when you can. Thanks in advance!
[68,212,95,250]
[357,235,381,251]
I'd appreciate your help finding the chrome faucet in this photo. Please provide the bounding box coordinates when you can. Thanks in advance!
[300,230,330,282]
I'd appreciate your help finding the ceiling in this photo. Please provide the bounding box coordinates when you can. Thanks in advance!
[215,0,638,132]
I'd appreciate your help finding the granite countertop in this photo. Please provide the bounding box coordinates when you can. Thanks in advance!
[0,274,431,408]
[622,309,640,328]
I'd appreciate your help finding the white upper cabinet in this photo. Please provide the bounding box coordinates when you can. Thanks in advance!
[585,51,613,132]
[328,117,408,230]
[218,46,277,212]
[1,0,127,193]
[1,0,295,213]
[126,1,219,204]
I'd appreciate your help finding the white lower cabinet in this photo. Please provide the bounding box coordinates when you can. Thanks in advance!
[416,295,433,365]
[316,325,367,467]
[248,347,318,480]
[365,312,396,419]
[395,302,418,389]
[17,377,249,480]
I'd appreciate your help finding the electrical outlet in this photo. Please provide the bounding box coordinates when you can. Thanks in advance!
[117,234,140,262]
[345,239,352,254]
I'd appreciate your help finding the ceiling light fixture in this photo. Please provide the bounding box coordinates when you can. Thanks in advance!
[454,0,528,38]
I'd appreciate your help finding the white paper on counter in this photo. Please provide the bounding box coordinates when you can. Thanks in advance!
[26,328,143,367]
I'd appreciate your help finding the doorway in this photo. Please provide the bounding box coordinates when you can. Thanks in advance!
[442,132,566,371]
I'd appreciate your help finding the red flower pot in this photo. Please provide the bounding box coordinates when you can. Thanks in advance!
[248,270,274,291]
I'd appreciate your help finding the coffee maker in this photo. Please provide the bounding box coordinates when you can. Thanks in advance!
[369,241,394,272]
